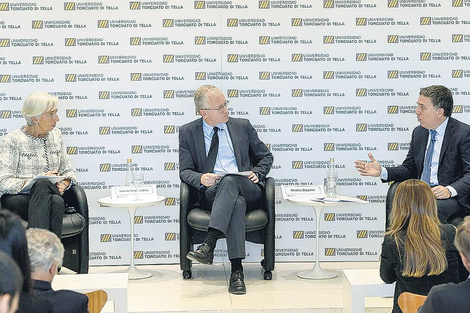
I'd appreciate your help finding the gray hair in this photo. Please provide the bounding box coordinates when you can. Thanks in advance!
[22,91,58,126]
[26,228,64,273]
[455,216,470,261]
[194,85,222,112]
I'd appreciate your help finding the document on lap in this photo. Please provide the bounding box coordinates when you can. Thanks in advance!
[20,175,66,193]
[215,171,252,178]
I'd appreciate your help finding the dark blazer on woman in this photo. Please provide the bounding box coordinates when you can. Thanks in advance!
[380,224,460,313]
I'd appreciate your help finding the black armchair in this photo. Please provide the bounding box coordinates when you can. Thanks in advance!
[179,177,275,280]
[0,184,89,274]
[386,181,469,228]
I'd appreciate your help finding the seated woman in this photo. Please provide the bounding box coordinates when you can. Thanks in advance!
[380,179,460,313]
[0,210,54,312]
[0,91,77,238]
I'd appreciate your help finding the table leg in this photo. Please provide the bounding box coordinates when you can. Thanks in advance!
[297,206,338,280]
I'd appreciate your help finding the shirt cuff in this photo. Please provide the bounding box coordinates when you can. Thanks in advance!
[446,186,457,197]
[379,167,388,180]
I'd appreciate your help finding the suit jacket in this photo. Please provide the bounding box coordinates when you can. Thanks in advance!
[33,280,88,313]
[386,117,470,209]
[380,224,460,313]
[418,278,470,313]
[179,117,273,190]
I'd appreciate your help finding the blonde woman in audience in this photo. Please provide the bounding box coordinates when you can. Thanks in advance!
[380,179,460,313]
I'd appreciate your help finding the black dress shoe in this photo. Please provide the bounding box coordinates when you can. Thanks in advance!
[229,270,246,295]
[186,243,214,265]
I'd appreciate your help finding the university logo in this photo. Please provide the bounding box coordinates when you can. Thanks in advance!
[66,109,77,118]
[130,37,141,45]
[100,234,111,242]
[356,89,367,97]
[259,107,271,115]
[66,146,78,155]
[356,53,367,61]
[131,108,142,116]
[388,142,399,151]
[227,54,238,62]
[323,71,334,79]
[0,3,9,10]
[131,145,143,154]
[98,20,109,28]
[98,55,109,64]
[292,161,303,169]
[165,233,177,241]
[32,20,43,29]
[452,70,463,78]
[0,75,11,83]
[163,55,174,63]
[357,230,368,238]
[164,162,176,171]
[134,251,143,259]
[291,54,303,62]
[324,143,335,151]
[259,1,270,9]
[323,0,334,8]
[0,39,10,47]
[292,124,303,132]
[99,126,110,135]
[64,2,76,10]
[99,91,110,99]
[130,73,142,81]
[388,0,398,8]
[165,198,177,206]
[323,106,334,114]
[163,90,175,98]
[163,19,174,27]
[324,213,335,221]
[323,36,334,44]
[293,231,304,239]
[420,17,431,25]
[388,70,398,79]
[259,36,270,44]
[0,110,11,118]
[195,72,206,80]
[452,34,463,43]
[134,216,143,224]
[130,2,141,10]
[453,0,463,6]
[227,89,239,98]
[291,18,302,26]
[227,18,238,27]
[325,248,336,256]
[356,18,367,26]
[194,1,205,9]
[259,72,270,80]
[357,195,367,201]
[99,163,111,172]
[32,56,44,65]
[195,36,206,45]
[65,74,77,82]
[164,125,176,133]
[453,105,463,113]
[292,89,303,97]
[420,52,431,61]
[356,124,367,132]
[387,35,398,43]
[388,105,398,114]
[65,38,76,46]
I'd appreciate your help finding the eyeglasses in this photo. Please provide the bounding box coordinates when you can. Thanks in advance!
[202,101,230,111]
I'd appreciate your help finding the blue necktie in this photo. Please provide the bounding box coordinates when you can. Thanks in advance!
[203,127,219,173]
[422,129,437,185]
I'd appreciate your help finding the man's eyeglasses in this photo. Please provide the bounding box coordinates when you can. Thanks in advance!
[202,101,230,111]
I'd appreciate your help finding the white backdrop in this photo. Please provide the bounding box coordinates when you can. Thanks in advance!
[1,0,470,266]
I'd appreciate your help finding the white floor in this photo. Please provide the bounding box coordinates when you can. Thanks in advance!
[62,261,394,313]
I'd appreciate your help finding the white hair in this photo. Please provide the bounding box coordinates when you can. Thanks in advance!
[22,91,58,126]
[26,228,64,273]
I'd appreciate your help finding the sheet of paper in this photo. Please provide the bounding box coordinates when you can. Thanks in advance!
[20,175,65,193]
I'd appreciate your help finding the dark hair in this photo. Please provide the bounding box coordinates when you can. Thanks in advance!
[0,210,33,294]
[0,251,22,303]
[419,85,453,117]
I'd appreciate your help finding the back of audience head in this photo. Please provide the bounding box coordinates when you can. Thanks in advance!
[0,210,33,294]
[0,251,22,313]
[388,179,447,277]
[26,228,64,279]
[455,216,470,270]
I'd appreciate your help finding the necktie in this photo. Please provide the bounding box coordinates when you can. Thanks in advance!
[203,127,219,173]
[422,129,437,185]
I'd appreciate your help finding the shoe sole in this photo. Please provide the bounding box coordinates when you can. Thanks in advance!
[229,288,246,295]
[186,252,213,265]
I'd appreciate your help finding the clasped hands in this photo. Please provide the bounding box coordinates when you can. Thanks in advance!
[354,152,451,200]
[44,170,70,194]
[200,171,259,187]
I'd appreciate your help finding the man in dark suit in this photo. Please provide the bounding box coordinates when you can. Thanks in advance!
[418,215,470,313]
[355,85,470,223]
[179,85,273,295]
[26,228,88,313]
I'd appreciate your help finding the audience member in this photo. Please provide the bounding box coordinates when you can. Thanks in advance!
[0,251,22,313]
[418,215,470,313]
[27,228,88,313]
[0,210,54,313]
[380,179,460,313]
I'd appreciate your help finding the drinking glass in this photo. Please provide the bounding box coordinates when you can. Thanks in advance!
[132,172,144,201]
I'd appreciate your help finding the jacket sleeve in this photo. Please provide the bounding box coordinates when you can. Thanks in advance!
[246,120,273,182]
[179,125,203,189]
[380,235,397,284]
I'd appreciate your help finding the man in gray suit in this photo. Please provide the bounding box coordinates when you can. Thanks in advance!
[179,85,273,295]
[355,85,470,223]
[418,216,470,313]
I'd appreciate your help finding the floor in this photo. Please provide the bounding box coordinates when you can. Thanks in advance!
[70,261,394,313]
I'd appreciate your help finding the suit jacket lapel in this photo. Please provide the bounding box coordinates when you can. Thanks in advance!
[226,118,242,166]
[416,126,428,174]
[195,118,206,165]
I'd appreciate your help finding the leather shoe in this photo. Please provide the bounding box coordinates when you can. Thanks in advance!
[229,270,246,295]
[186,243,214,265]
